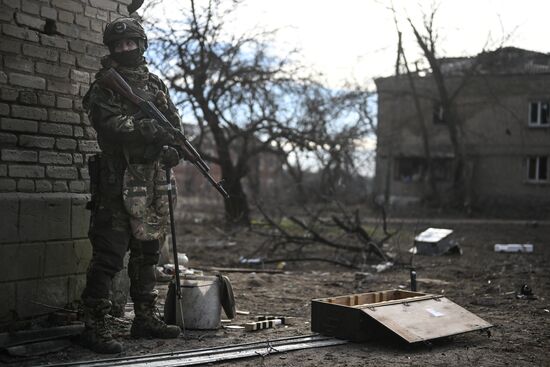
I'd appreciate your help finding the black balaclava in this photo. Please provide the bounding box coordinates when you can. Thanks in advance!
[110,38,145,67]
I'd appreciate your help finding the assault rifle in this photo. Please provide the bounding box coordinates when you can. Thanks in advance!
[97,68,229,199]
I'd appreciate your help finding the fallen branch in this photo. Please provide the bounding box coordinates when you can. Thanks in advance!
[262,257,360,270]
[289,216,365,252]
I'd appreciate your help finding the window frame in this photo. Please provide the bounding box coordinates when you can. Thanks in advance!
[526,156,549,183]
[528,100,550,127]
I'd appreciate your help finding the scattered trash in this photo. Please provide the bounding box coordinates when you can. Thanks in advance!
[223,325,245,330]
[239,256,263,265]
[516,284,537,300]
[177,252,189,267]
[417,278,451,286]
[155,266,173,282]
[236,310,250,315]
[494,244,534,253]
[245,318,283,331]
[413,228,462,256]
[256,316,294,325]
[162,264,201,276]
[372,261,393,273]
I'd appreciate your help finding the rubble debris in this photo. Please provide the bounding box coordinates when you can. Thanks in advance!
[239,256,263,265]
[0,324,84,349]
[223,325,245,330]
[516,284,537,300]
[245,318,283,331]
[413,228,462,255]
[6,339,71,357]
[372,261,393,273]
[416,278,451,286]
[256,316,295,325]
[494,244,534,253]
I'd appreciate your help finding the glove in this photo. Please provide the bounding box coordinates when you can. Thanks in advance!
[159,146,180,168]
[136,118,174,145]
[155,90,180,124]
[155,90,169,112]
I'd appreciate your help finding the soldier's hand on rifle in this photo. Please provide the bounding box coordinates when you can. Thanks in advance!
[160,146,180,168]
[155,90,180,123]
[136,118,174,144]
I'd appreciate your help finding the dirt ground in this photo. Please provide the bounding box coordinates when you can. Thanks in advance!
[3,214,550,367]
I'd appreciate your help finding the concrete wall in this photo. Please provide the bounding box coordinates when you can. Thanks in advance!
[374,73,550,206]
[0,0,131,325]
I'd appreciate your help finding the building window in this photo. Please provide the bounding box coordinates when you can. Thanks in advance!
[528,101,549,126]
[395,157,425,182]
[527,156,548,182]
[395,157,451,183]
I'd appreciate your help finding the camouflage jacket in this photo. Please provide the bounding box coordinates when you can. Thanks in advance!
[83,59,182,211]
[83,60,182,164]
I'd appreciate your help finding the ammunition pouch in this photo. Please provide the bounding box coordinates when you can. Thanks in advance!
[122,163,177,241]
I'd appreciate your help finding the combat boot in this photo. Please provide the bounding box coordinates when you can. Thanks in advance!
[79,298,123,354]
[131,300,181,338]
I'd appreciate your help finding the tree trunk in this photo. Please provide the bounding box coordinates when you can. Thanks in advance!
[197,96,251,226]
[223,175,250,227]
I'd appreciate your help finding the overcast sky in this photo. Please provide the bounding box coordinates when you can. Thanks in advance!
[147,0,549,88]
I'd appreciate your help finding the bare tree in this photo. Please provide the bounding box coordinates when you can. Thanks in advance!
[147,0,374,225]
[387,3,494,208]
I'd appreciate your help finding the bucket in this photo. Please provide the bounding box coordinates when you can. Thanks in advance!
[165,275,222,330]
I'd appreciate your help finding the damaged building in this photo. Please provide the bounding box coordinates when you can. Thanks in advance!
[374,47,550,208]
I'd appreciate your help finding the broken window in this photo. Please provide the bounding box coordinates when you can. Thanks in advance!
[432,102,445,124]
[395,157,452,183]
[395,157,425,183]
[528,101,549,126]
[527,156,548,182]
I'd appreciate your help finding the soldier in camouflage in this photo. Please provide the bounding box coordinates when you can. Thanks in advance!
[80,17,182,354]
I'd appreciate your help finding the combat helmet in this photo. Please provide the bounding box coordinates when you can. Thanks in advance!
[103,17,148,53]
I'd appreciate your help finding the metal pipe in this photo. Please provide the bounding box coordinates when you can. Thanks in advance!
[41,334,346,367]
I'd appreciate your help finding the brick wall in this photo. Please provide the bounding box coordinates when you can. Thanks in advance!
[0,0,131,325]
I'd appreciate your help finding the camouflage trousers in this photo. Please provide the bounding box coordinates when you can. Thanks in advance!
[81,200,161,305]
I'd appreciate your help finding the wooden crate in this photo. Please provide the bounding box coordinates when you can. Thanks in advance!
[311,290,492,343]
